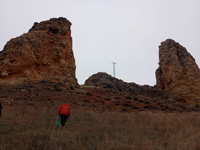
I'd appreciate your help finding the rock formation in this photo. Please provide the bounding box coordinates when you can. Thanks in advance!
[85,72,163,98]
[0,17,78,89]
[156,39,200,104]
[86,39,200,105]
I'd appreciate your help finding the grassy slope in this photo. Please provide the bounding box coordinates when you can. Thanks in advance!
[0,104,200,150]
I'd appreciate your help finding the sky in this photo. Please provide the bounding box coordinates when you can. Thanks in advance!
[0,0,200,86]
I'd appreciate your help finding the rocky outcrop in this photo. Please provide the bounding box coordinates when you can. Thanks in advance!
[85,72,163,98]
[156,39,200,104]
[0,17,78,89]
[85,39,200,105]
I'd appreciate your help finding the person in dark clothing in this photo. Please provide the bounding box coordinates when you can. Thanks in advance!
[0,102,2,119]
[60,115,68,127]
[58,104,70,127]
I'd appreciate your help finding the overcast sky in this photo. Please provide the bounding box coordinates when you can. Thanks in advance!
[0,0,200,85]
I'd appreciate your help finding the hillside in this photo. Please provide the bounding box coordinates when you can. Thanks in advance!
[0,82,199,113]
[1,17,200,150]
[0,17,200,112]
[1,100,200,150]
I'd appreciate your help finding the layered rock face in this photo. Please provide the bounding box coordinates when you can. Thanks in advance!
[156,39,200,104]
[0,17,78,89]
[85,72,163,98]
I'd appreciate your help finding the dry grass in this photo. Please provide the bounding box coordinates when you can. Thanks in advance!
[0,104,200,150]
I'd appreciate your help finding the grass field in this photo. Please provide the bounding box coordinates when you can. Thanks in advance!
[0,104,200,150]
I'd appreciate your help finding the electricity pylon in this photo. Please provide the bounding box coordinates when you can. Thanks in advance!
[111,62,116,77]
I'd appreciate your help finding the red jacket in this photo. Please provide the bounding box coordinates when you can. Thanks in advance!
[58,104,70,118]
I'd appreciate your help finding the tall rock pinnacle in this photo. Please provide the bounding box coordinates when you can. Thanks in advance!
[156,39,200,104]
[0,17,78,89]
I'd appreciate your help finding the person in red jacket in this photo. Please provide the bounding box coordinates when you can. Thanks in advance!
[58,104,70,127]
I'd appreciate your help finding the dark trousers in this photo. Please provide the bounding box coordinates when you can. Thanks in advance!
[0,110,1,118]
[60,115,68,127]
